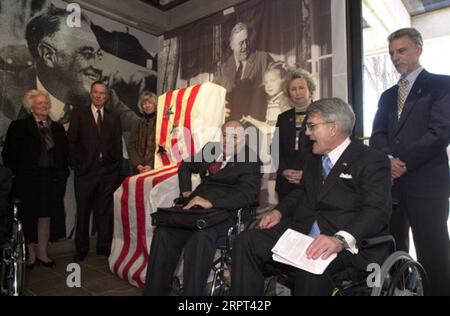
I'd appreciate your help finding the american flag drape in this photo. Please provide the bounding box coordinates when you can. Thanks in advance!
[109,82,226,287]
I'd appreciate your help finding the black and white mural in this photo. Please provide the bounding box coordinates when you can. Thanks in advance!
[159,0,348,208]
[0,0,158,157]
[0,0,159,237]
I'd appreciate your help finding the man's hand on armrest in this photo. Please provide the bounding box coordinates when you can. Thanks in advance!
[259,209,282,229]
[184,196,212,209]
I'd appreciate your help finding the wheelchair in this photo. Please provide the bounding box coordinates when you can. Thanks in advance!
[333,241,428,296]
[269,235,428,296]
[209,205,256,296]
[0,199,26,296]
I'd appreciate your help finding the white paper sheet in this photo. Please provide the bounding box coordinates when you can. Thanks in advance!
[271,228,337,275]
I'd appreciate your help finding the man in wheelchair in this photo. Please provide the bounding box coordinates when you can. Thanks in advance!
[232,98,393,296]
[144,120,262,296]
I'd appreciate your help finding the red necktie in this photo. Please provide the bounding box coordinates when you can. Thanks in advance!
[208,160,222,174]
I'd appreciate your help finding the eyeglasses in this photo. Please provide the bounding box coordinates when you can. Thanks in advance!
[305,121,334,130]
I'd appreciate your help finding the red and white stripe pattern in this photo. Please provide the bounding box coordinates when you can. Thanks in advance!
[109,82,226,287]
[155,82,226,168]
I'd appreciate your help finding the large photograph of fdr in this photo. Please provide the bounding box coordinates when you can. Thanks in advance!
[0,0,158,161]
[159,0,339,208]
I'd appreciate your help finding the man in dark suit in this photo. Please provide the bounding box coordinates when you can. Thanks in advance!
[214,22,273,121]
[68,81,122,262]
[232,98,392,296]
[144,120,262,296]
[370,28,450,296]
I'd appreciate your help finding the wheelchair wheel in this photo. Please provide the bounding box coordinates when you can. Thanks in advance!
[11,220,26,296]
[209,256,232,296]
[371,251,428,296]
[0,220,26,296]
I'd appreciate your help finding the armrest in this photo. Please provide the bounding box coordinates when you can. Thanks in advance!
[359,235,396,251]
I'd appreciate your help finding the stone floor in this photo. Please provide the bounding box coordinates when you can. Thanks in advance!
[23,251,143,296]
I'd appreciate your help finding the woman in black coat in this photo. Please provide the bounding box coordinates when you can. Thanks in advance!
[2,90,69,268]
[273,69,316,201]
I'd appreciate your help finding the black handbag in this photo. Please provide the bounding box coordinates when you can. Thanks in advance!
[151,206,231,230]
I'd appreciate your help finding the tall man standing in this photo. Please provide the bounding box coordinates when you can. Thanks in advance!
[370,28,450,295]
[68,81,122,262]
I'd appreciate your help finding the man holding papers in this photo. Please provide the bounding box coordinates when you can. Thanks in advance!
[232,98,392,296]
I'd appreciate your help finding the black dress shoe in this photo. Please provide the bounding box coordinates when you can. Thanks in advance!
[36,257,56,267]
[73,253,87,262]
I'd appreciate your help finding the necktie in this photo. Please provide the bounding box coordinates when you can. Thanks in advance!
[235,62,243,82]
[321,155,333,181]
[397,78,409,119]
[208,160,222,175]
[309,155,333,238]
[308,221,321,238]
[97,109,103,133]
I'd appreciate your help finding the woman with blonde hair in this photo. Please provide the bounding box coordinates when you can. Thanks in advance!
[127,91,157,174]
[273,68,316,201]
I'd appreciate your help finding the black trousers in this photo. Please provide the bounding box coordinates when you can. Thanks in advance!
[74,164,119,255]
[143,217,234,296]
[390,190,450,296]
[231,224,357,296]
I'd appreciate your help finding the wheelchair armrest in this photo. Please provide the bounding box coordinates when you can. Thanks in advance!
[236,203,258,224]
[359,235,396,250]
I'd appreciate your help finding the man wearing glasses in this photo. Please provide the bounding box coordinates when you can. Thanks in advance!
[232,98,392,296]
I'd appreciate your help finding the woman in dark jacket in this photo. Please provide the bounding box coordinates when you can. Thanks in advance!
[274,69,316,201]
[127,91,157,174]
[2,90,69,268]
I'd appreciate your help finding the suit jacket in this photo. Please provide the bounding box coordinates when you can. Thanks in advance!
[276,141,392,268]
[1,115,69,177]
[274,108,313,199]
[178,143,262,210]
[370,70,450,198]
[68,106,122,176]
[214,51,273,121]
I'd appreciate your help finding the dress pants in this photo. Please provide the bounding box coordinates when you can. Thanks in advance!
[390,189,450,296]
[231,223,357,296]
[143,217,234,296]
[74,163,119,256]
